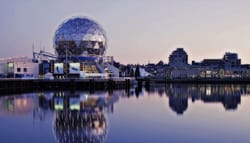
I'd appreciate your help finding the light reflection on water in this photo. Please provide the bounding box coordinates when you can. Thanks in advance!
[0,84,250,143]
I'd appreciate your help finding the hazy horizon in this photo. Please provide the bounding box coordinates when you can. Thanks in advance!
[0,0,250,64]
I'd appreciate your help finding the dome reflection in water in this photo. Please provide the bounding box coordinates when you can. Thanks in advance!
[38,91,118,143]
[54,110,107,143]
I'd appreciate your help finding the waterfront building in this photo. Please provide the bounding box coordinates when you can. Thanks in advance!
[168,48,188,67]
[0,56,39,78]
[223,52,241,68]
[163,48,250,79]
[192,59,224,69]
[144,61,167,77]
[1,19,250,80]
[0,17,120,79]
[51,17,119,79]
[136,48,250,79]
[191,52,249,78]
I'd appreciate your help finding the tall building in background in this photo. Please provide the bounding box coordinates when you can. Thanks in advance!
[168,48,188,67]
[223,52,241,69]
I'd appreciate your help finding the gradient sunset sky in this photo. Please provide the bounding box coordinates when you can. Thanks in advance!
[0,0,249,64]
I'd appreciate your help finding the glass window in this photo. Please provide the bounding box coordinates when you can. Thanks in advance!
[24,68,27,72]
[17,68,21,72]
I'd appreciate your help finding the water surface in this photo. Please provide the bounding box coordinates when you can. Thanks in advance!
[0,84,250,143]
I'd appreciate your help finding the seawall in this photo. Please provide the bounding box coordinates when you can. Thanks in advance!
[0,78,133,94]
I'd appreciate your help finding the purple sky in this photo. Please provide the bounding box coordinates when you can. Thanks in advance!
[0,0,250,64]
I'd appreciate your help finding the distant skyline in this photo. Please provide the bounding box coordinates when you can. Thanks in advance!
[0,0,250,64]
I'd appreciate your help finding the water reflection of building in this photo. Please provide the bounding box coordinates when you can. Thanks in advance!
[38,91,119,112]
[54,110,107,143]
[37,91,119,143]
[145,84,249,115]
[169,96,188,115]
[0,94,37,115]
[0,91,120,143]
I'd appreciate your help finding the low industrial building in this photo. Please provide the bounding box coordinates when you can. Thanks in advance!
[0,56,39,78]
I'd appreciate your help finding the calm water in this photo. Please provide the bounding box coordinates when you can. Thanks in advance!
[0,84,250,143]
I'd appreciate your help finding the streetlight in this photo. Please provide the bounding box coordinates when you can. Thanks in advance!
[64,40,69,79]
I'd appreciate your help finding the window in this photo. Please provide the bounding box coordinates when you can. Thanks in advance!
[17,68,21,72]
[23,68,27,72]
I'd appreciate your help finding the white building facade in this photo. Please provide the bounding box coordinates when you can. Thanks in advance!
[0,57,39,78]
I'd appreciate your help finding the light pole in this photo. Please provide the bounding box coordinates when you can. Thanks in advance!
[66,42,68,65]
[64,41,68,79]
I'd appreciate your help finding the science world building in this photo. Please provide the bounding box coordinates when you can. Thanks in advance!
[0,17,119,79]
[39,17,119,79]
[54,17,107,58]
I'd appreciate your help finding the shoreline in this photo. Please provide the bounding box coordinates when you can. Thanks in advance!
[140,77,250,84]
[1,77,250,94]
[0,78,133,94]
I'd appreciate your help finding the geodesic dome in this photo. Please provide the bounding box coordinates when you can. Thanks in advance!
[54,17,107,58]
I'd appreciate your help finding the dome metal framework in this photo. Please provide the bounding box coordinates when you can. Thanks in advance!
[54,17,107,58]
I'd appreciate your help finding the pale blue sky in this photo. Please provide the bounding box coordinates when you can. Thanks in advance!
[0,0,250,64]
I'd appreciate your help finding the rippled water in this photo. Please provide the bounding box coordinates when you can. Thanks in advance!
[0,84,250,143]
